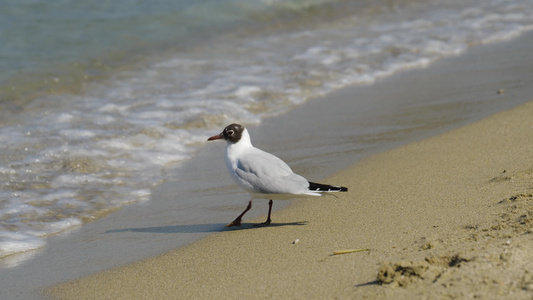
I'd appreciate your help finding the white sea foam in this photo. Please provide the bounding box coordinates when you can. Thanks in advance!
[0,233,46,257]
[1,0,533,261]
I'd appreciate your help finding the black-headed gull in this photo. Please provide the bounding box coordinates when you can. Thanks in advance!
[208,123,348,227]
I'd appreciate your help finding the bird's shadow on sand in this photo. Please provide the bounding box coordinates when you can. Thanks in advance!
[106,221,308,234]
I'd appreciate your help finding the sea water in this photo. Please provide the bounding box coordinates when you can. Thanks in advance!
[1,0,533,260]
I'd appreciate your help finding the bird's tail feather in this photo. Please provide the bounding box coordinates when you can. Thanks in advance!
[308,181,348,192]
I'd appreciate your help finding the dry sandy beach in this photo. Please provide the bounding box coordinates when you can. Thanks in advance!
[49,79,533,299]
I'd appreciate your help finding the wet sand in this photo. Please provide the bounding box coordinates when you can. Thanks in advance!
[48,42,533,299]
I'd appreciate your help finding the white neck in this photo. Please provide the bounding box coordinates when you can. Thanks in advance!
[225,128,252,163]
[235,128,252,147]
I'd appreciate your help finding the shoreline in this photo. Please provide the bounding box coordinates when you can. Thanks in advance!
[46,30,533,298]
[49,98,533,299]
[2,30,533,300]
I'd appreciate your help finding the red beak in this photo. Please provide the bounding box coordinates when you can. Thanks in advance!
[207,133,223,141]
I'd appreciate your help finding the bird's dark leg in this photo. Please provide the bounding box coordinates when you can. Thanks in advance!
[225,200,252,227]
[254,199,273,227]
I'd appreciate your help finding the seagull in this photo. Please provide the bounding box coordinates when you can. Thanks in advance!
[208,123,348,227]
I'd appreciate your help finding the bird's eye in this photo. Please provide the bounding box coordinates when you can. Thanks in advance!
[227,130,234,136]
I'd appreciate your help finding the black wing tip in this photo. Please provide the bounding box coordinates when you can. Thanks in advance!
[308,181,348,192]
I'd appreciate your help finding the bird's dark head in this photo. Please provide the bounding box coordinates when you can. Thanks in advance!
[207,123,245,144]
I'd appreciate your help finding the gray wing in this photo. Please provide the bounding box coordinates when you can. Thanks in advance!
[234,147,309,194]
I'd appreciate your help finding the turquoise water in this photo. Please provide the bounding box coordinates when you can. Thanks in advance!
[1,0,289,83]
[0,0,336,105]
